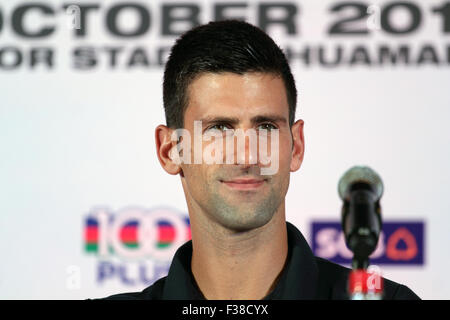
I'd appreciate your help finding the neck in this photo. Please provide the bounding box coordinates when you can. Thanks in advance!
[190,204,288,300]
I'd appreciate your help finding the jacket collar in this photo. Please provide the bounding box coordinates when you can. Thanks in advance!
[162,221,319,300]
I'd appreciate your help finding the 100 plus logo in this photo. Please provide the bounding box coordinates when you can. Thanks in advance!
[84,207,191,286]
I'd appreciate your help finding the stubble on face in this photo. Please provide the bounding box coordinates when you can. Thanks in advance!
[182,145,291,234]
[180,72,292,233]
[201,166,287,232]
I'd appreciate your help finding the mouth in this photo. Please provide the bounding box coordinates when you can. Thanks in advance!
[220,177,267,191]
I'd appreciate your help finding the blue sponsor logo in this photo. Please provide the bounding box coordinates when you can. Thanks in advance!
[311,221,424,265]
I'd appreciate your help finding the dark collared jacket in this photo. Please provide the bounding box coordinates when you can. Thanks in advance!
[104,222,420,300]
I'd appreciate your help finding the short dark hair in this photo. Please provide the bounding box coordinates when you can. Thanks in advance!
[163,20,297,129]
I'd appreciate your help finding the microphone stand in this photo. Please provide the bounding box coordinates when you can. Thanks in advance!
[348,253,383,300]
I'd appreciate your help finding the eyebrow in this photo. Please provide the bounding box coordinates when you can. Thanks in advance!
[199,115,288,126]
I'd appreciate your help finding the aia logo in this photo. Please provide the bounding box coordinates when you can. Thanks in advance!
[311,221,424,265]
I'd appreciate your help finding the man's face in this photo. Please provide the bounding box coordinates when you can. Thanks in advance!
[178,72,304,232]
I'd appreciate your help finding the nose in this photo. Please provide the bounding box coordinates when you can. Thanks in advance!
[234,128,258,166]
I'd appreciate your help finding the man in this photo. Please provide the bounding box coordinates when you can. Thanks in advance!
[105,20,419,300]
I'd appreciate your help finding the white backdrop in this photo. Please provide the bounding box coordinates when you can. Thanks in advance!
[0,0,449,299]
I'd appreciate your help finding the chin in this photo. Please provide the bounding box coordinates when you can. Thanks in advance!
[216,210,275,232]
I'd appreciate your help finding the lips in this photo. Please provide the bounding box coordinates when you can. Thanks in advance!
[220,177,267,190]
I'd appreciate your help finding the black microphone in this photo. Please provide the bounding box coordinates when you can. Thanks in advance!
[338,166,383,269]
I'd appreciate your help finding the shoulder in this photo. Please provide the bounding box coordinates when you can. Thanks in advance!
[100,277,167,300]
[314,257,420,300]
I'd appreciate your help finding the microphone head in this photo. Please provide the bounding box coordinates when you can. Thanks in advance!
[338,166,384,201]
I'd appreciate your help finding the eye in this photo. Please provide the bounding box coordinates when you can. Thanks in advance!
[258,123,277,131]
[207,124,233,132]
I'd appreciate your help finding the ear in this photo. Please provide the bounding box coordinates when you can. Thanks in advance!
[155,124,183,175]
[290,119,305,172]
